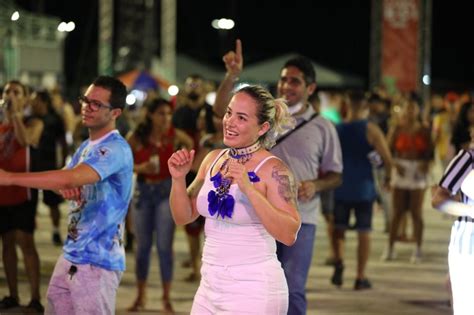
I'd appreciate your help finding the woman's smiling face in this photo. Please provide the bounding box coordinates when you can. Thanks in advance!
[223,92,264,148]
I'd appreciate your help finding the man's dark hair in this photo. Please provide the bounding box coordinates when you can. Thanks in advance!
[186,74,204,81]
[408,91,421,105]
[4,80,29,96]
[282,56,316,85]
[367,92,383,104]
[34,89,55,112]
[92,76,127,110]
[135,98,172,145]
[346,90,366,107]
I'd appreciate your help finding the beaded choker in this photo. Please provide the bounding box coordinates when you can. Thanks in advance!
[228,141,261,164]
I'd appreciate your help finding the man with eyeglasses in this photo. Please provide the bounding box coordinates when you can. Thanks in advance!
[0,76,134,314]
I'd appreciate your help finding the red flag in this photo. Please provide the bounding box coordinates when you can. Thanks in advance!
[381,0,420,92]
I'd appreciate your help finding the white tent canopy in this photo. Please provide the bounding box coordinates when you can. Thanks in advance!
[240,53,364,88]
[176,54,223,83]
[175,53,364,88]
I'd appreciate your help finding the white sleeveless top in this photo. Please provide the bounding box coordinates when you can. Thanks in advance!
[196,149,280,266]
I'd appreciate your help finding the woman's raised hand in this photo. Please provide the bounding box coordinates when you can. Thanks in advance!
[168,149,195,180]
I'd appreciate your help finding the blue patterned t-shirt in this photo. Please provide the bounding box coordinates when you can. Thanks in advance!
[63,130,133,271]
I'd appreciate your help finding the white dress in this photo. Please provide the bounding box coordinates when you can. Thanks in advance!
[191,150,288,315]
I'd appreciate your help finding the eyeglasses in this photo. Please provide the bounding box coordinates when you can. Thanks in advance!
[78,95,113,112]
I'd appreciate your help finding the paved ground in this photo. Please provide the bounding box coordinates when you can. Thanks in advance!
[0,189,453,315]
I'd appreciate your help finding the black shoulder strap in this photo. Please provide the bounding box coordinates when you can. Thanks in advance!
[274,113,318,147]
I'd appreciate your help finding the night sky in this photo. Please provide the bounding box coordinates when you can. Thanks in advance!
[13,0,474,93]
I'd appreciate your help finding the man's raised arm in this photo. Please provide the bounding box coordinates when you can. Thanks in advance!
[213,39,243,118]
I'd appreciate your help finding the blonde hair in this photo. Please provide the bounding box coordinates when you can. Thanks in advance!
[236,85,295,149]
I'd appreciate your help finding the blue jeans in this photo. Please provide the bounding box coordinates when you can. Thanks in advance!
[133,179,175,282]
[277,223,316,315]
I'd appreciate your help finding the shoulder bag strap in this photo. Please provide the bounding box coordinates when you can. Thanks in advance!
[273,113,318,147]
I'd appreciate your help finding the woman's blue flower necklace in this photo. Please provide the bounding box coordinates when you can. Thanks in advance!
[208,142,261,219]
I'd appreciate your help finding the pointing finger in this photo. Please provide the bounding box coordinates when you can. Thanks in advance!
[235,39,242,60]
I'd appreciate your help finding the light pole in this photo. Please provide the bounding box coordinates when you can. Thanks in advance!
[3,10,20,81]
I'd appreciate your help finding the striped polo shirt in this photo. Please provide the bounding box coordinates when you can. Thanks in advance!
[439,149,474,255]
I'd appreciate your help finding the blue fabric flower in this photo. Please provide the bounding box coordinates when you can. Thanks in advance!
[207,171,260,219]
[248,171,260,183]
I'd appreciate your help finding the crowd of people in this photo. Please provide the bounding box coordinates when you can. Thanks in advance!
[0,40,473,314]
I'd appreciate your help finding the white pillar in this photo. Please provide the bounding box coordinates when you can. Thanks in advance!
[161,0,176,82]
[98,0,113,75]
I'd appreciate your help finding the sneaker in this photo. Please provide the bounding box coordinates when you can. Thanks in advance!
[331,261,344,287]
[381,249,397,261]
[410,250,423,264]
[354,278,372,290]
[0,296,19,309]
[27,299,45,313]
[52,232,63,246]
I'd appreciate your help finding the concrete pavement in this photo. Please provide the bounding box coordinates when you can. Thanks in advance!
[0,191,453,315]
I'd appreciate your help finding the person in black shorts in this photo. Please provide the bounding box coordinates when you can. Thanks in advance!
[30,90,67,246]
[0,80,44,312]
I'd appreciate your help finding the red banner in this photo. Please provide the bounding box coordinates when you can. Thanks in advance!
[381,0,419,92]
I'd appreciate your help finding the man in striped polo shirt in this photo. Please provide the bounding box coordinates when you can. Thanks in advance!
[432,127,474,315]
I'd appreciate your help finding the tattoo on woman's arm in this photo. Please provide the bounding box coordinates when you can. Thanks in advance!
[272,166,296,204]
